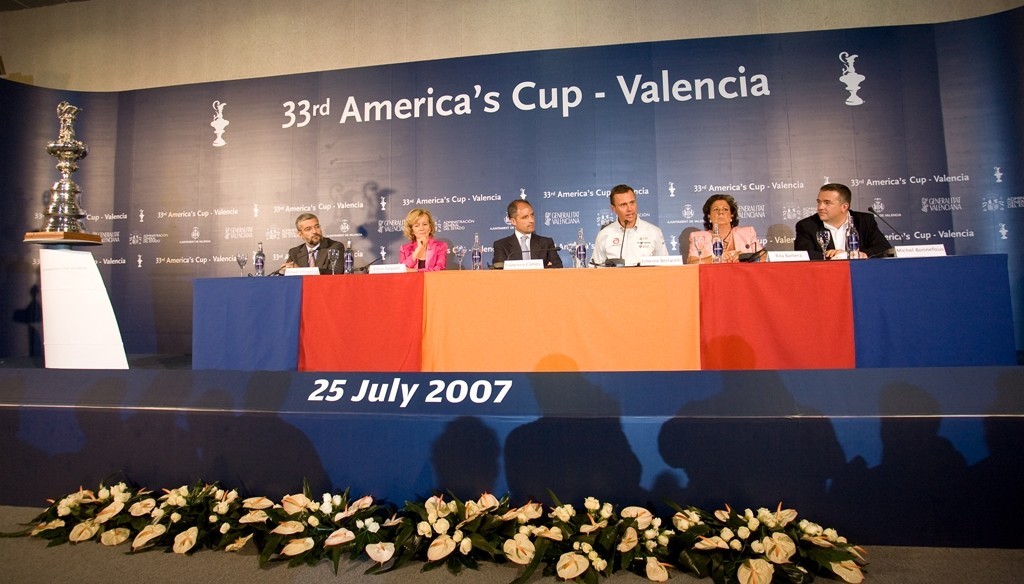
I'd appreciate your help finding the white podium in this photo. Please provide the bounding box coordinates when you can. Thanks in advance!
[38,248,128,369]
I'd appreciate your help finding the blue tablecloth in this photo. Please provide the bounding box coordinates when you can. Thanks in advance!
[850,255,1016,367]
[192,277,302,370]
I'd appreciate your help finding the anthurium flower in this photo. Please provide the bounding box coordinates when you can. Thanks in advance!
[173,526,199,554]
[616,527,638,552]
[738,558,775,584]
[382,514,402,528]
[101,527,130,546]
[69,519,99,543]
[579,519,608,534]
[129,498,156,517]
[503,533,535,565]
[325,527,355,546]
[132,523,167,550]
[694,535,729,550]
[239,510,269,524]
[477,492,499,510]
[30,519,65,536]
[549,504,575,523]
[764,532,796,564]
[555,552,589,580]
[645,557,669,582]
[225,533,253,552]
[281,493,311,516]
[92,500,123,523]
[242,496,274,510]
[271,520,305,535]
[335,495,375,520]
[532,525,563,541]
[427,534,457,561]
[830,560,865,583]
[365,542,396,565]
[281,537,314,557]
[621,506,654,530]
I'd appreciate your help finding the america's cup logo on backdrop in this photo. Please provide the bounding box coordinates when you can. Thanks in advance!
[994,167,1003,183]
[211,101,229,147]
[999,224,1009,239]
[668,182,676,197]
[839,52,865,106]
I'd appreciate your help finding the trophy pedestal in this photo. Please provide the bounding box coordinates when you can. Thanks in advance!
[24,231,102,245]
[38,248,128,369]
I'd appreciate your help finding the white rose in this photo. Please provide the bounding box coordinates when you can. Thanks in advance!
[433,518,450,534]
[308,515,320,527]
[738,526,751,539]
[220,522,230,534]
[730,539,742,551]
[584,497,600,511]
[417,521,433,537]
[721,527,734,541]
[170,512,181,523]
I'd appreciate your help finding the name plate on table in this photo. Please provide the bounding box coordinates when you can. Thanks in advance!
[639,255,684,267]
[895,244,947,258]
[368,263,408,274]
[503,259,544,270]
[767,250,810,262]
[284,267,320,276]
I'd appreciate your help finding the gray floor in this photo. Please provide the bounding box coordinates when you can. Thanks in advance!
[2,506,1022,583]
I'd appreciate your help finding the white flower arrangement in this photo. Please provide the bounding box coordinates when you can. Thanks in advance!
[11,482,866,583]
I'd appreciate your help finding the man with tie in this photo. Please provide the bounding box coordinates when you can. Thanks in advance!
[492,200,563,268]
[281,213,346,274]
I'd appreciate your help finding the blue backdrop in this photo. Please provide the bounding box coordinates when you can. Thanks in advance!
[1,8,1022,357]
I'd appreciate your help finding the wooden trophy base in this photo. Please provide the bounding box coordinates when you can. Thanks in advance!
[24,231,103,245]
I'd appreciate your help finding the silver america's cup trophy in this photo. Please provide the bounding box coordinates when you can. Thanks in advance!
[25,101,101,245]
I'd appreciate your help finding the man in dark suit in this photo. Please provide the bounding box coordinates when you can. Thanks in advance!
[281,213,346,274]
[492,200,563,268]
[794,183,892,260]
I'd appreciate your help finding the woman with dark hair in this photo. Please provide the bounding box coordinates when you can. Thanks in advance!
[686,194,759,263]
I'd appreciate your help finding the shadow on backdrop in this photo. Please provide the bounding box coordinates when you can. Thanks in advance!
[826,382,970,546]
[187,372,330,499]
[655,367,845,520]
[503,354,645,506]
[430,416,500,499]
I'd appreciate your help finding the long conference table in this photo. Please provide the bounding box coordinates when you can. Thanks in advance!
[193,255,1017,372]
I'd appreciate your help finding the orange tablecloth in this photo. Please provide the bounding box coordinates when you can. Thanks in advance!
[299,273,424,371]
[420,268,702,372]
[698,262,855,369]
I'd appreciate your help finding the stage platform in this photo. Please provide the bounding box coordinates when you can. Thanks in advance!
[1,361,1022,548]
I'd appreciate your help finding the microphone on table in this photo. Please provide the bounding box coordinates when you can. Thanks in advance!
[354,256,382,273]
[740,241,768,263]
[868,207,905,243]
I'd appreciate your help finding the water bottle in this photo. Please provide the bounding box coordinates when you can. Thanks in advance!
[574,229,588,268]
[711,225,723,264]
[471,233,483,270]
[343,239,354,274]
[254,242,265,276]
[847,225,861,259]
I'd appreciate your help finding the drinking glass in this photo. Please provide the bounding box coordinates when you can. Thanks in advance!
[693,235,706,262]
[452,245,467,270]
[327,249,340,275]
[235,252,247,276]
[816,230,831,260]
